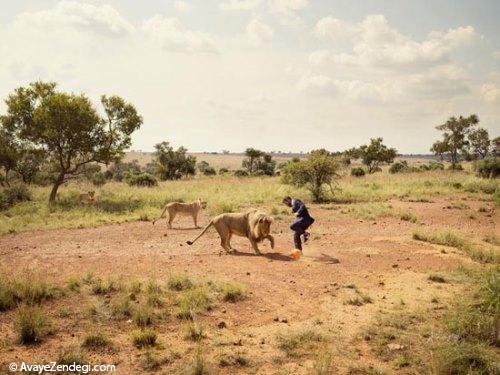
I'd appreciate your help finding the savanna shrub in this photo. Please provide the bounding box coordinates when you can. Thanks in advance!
[91,171,107,187]
[428,161,445,170]
[218,168,229,174]
[203,167,217,176]
[350,167,365,177]
[234,170,249,177]
[125,173,158,187]
[448,164,463,171]
[474,157,500,179]
[389,161,409,174]
[0,184,32,210]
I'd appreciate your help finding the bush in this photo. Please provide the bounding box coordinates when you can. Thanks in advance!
[233,170,249,177]
[448,163,463,171]
[350,167,365,177]
[281,149,341,202]
[91,171,107,187]
[389,161,409,174]
[218,168,229,174]
[0,184,32,210]
[428,161,444,170]
[203,167,216,176]
[474,157,500,178]
[125,173,158,187]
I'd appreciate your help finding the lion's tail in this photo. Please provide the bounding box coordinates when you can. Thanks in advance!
[186,220,213,245]
[152,205,169,225]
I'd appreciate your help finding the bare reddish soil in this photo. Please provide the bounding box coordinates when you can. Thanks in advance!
[0,197,497,374]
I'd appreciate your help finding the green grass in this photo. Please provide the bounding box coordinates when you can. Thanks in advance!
[0,275,56,310]
[185,346,211,375]
[2,171,496,235]
[91,277,119,295]
[413,229,500,264]
[132,304,154,327]
[81,331,112,350]
[185,321,204,341]
[131,328,157,348]
[176,286,213,320]
[276,327,325,357]
[0,177,306,234]
[109,294,133,319]
[14,305,52,344]
[219,282,245,302]
[167,273,194,291]
[67,276,81,292]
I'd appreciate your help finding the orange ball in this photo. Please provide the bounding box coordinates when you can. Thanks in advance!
[290,249,302,260]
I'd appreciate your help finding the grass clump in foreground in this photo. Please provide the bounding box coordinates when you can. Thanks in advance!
[413,229,500,264]
[185,346,211,375]
[81,331,112,350]
[0,275,56,311]
[219,282,246,302]
[167,273,194,291]
[131,328,157,348]
[14,305,52,344]
[276,327,325,357]
[176,286,213,320]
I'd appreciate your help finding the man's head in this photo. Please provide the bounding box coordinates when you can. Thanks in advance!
[282,196,292,207]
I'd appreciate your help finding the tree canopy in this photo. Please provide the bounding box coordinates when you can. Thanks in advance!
[153,141,196,180]
[356,138,397,173]
[0,81,142,203]
[281,149,341,202]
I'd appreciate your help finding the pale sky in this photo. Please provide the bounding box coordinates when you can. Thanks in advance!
[1,0,499,153]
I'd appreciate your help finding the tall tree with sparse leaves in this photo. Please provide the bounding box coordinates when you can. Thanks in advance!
[356,138,397,173]
[432,114,479,167]
[0,81,142,204]
[468,127,490,159]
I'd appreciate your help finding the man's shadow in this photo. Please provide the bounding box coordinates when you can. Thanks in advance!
[231,250,292,262]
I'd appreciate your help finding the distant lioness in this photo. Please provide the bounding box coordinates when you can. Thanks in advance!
[153,198,207,228]
[79,191,96,205]
[187,209,274,254]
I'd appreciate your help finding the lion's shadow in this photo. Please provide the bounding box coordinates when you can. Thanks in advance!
[230,250,292,262]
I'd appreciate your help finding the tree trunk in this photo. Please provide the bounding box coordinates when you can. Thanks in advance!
[49,174,65,205]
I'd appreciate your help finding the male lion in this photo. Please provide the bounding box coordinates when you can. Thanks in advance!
[187,209,274,254]
[79,191,96,205]
[153,198,207,228]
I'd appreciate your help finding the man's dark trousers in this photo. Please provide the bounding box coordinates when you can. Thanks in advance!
[290,217,314,250]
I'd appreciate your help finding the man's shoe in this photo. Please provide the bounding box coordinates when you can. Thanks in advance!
[303,232,310,243]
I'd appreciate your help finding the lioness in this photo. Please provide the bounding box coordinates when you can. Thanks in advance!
[187,209,274,254]
[79,191,96,205]
[153,198,207,228]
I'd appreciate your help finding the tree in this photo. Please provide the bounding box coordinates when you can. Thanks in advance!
[281,149,341,202]
[492,137,500,157]
[356,138,397,173]
[255,153,276,176]
[153,141,196,180]
[242,148,264,174]
[1,82,142,203]
[0,129,18,186]
[430,140,450,161]
[432,114,479,167]
[468,128,490,159]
